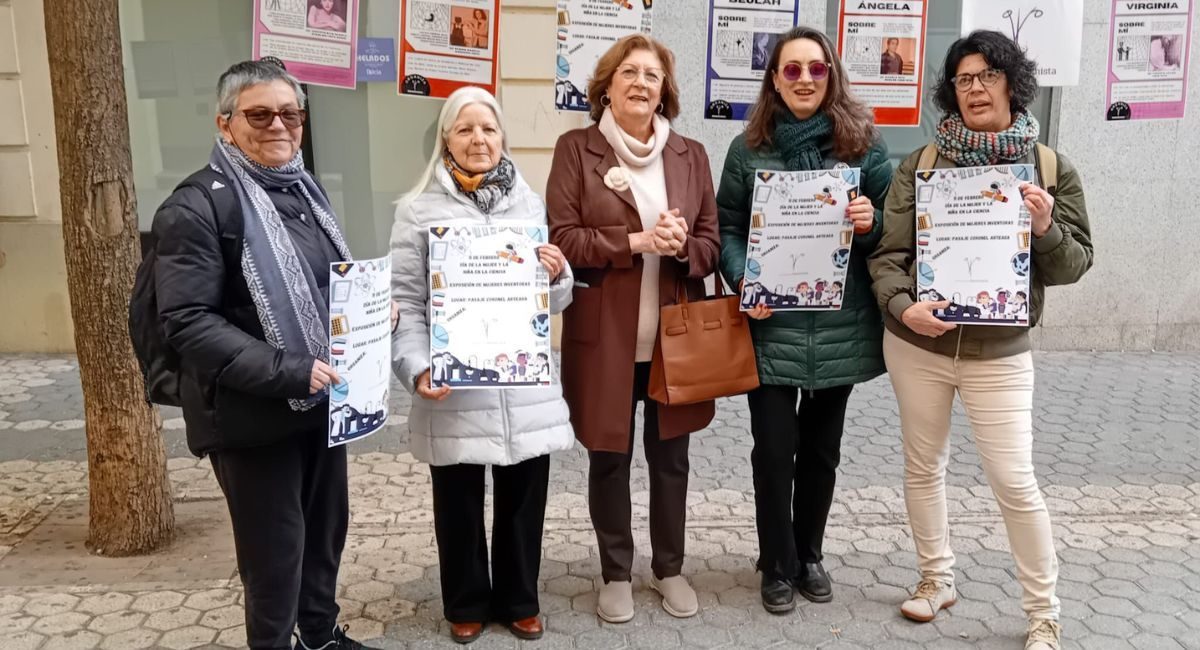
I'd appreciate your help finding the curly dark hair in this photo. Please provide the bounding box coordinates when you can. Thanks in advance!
[933,30,1039,115]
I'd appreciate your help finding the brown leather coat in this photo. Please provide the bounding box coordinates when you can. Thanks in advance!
[546,125,720,453]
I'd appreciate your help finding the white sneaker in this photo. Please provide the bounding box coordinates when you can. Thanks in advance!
[597,580,634,623]
[650,575,698,618]
[1026,618,1061,650]
[899,579,956,623]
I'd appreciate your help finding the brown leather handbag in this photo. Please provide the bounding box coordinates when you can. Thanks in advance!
[648,280,760,406]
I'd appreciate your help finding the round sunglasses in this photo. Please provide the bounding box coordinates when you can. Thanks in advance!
[780,61,830,82]
[230,108,308,129]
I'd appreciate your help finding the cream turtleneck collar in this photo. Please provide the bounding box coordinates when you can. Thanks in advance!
[598,108,670,168]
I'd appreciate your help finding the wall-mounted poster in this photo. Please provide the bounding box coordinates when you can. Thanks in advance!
[703,0,800,120]
[961,0,1083,86]
[357,37,396,83]
[837,0,927,127]
[428,225,553,389]
[327,257,392,447]
[913,165,1033,327]
[740,168,860,311]
[555,0,653,113]
[253,0,360,89]
[1105,0,1193,121]
[398,0,500,98]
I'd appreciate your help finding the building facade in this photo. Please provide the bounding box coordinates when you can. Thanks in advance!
[1,0,1197,352]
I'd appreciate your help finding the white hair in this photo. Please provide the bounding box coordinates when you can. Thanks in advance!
[396,86,509,212]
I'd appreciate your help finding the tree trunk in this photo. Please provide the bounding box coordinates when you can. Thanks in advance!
[44,0,174,555]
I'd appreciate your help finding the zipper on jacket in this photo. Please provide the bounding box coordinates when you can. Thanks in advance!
[807,313,816,398]
[499,389,513,465]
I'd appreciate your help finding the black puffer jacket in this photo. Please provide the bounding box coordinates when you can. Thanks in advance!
[152,168,331,456]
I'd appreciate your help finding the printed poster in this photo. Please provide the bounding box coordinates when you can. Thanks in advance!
[913,165,1033,326]
[253,0,360,89]
[837,0,928,127]
[1105,0,1193,121]
[428,225,553,388]
[555,0,653,112]
[327,257,392,447]
[740,168,860,311]
[357,37,397,83]
[961,0,1083,86]
[398,0,500,98]
[704,0,800,120]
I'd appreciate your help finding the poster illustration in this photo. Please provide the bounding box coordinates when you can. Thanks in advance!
[357,37,397,83]
[398,0,500,98]
[913,165,1033,326]
[740,168,860,311]
[1105,0,1193,121]
[327,257,392,447]
[837,0,927,127]
[253,0,360,89]
[961,0,1083,86]
[555,0,653,112]
[428,225,553,388]
[703,0,800,120]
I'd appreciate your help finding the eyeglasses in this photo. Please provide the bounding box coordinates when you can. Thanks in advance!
[952,68,1004,91]
[230,108,307,128]
[780,61,830,82]
[616,66,664,87]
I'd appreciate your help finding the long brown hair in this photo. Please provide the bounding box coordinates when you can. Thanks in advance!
[586,33,681,123]
[744,27,875,161]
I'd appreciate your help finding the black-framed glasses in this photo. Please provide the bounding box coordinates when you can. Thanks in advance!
[952,68,1004,91]
[780,61,830,82]
[230,108,307,128]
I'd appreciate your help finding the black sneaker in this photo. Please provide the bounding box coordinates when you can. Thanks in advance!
[796,562,833,603]
[760,573,796,614]
[295,624,382,650]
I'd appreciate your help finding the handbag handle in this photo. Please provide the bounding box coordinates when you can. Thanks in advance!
[673,276,728,322]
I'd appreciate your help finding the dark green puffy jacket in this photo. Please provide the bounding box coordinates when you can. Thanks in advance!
[716,133,893,389]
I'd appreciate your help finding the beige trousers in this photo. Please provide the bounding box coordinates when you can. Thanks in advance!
[883,330,1060,621]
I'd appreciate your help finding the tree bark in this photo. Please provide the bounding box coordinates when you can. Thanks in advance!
[44,0,174,555]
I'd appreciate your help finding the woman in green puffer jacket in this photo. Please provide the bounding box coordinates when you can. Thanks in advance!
[715,26,892,614]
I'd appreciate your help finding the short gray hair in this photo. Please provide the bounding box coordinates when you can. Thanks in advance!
[216,60,307,116]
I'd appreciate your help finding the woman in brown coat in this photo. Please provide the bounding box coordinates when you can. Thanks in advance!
[546,34,720,624]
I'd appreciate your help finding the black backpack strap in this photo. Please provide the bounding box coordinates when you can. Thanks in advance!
[174,168,243,239]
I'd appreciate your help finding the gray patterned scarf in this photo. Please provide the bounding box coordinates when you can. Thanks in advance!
[209,139,352,411]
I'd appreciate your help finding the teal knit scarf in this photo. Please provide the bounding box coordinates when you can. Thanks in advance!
[934,110,1040,166]
[774,111,833,171]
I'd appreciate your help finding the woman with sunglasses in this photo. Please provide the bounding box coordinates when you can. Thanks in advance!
[869,31,1092,650]
[716,26,892,614]
[149,60,386,649]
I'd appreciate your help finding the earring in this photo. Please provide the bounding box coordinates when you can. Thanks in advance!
[600,94,612,107]
[656,102,664,114]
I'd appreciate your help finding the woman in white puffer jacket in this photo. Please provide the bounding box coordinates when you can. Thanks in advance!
[390,87,575,645]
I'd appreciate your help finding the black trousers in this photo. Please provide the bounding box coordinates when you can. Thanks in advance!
[747,383,854,580]
[209,430,348,650]
[429,454,551,624]
[589,362,690,583]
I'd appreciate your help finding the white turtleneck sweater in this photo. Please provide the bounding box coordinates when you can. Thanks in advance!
[598,109,671,363]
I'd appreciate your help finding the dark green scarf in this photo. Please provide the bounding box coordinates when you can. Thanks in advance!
[774,110,833,171]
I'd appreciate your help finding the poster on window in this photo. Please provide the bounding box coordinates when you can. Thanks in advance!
[739,168,860,312]
[428,225,553,388]
[253,0,360,89]
[398,0,500,98]
[913,165,1033,326]
[555,0,653,112]
[703,0,800,120]
[961,0,1083,86]
[836,0,927,127]
[1105,0,1193,121]
[327,257,392,447]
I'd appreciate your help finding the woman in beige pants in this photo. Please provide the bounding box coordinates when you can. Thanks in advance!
[868,31,1093,650]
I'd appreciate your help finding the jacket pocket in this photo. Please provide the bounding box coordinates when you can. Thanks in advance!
[564,286,602,343]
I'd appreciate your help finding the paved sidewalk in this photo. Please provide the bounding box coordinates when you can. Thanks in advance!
[0,352,1198,649]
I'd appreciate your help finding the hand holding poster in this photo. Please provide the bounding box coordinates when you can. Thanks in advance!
[254,0,360,89]
[837,0,927,127]
[555,0,653,112]
[398,0,500,97]
[428,225,553,388]
[704,0,800,120]
[328,257,392,447]
[961,0,1083,86]
[913,165,1033,326]
[740,168,860,311]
